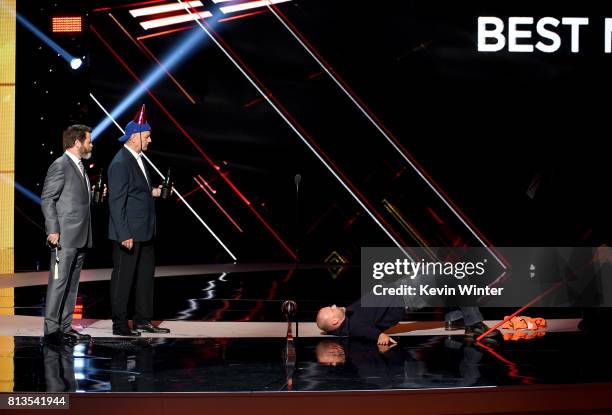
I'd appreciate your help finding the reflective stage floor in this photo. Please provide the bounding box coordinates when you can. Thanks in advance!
[1,330,611,393]
[1,264,610,405]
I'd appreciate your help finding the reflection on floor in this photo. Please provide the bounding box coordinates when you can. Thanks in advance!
[2,330,610,393]
[0,264,597,394]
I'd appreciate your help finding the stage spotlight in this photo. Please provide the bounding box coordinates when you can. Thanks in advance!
[92,27,210,139]
[16,12,82,69]
[70,57,83,70]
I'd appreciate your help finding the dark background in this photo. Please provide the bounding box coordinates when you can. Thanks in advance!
[14,0,612,272]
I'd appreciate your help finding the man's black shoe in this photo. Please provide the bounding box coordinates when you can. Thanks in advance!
[112,326,141,337]
[66,329,91,342]
[464,322,502,340]
[445,319,465,331]
[44,331,77,346]
[134,322,170,334]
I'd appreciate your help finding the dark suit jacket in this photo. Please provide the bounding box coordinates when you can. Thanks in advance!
[41,153,92,248]
[107,147,156,242]
[329,295,406,342]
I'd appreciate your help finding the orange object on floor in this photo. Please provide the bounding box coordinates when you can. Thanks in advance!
[502,331,546,341]
[500,316,547,341]
[501,316,547,330]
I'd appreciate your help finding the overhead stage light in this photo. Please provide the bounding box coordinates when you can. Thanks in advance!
[70,57,83,69]
[51,16,83,33]
[140,11,212,30]
[219,0,292,14]
[16,12,83,71]
[129,1,203,17]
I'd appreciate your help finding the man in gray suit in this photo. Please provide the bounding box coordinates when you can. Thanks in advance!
[41,124,97,345]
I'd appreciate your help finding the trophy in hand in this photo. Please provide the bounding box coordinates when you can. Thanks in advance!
[161,168,173,200]
[92,168,106,204]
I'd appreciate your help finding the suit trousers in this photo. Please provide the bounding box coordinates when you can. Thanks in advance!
[110,240,155,328]
[44,247,86,335]
[445,307,484,326]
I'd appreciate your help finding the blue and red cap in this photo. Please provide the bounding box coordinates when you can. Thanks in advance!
[118,104,151,142]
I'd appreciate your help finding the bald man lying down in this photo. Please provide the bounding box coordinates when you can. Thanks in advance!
[316,291,502,345]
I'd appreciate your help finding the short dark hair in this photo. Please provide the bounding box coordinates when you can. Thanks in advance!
[62,124,92,150]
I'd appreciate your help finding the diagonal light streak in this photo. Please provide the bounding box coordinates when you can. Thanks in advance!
[264,1,506,268]
[177,0,410,257]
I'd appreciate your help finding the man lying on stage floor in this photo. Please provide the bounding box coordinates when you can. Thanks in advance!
[316,286,502,345]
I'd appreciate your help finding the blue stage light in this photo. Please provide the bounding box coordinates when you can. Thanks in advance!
[15,11,80,69]
[91,23,212,141]
[13,180,42,205]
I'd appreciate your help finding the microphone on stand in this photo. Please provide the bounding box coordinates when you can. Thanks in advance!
[294,174,301,260]
[285,174,302,337]
[294,174,301,195]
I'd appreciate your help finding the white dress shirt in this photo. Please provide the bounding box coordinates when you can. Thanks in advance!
[124,145,149,185]
[65,151,83,176]
[65,150,90,195]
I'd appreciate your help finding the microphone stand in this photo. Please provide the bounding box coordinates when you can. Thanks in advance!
[294,173,301,262]
[292,174,301,337]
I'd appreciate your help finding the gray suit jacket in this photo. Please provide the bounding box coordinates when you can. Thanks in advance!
[41,153,93,249]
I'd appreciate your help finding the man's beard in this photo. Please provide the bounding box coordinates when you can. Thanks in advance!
[81,150,92,160]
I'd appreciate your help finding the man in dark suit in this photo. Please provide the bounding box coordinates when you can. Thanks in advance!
[316,292,502,345]
[41,124,96,345]
[108,106,170,337]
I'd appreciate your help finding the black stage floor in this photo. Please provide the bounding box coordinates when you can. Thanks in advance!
[8,331,612,393]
